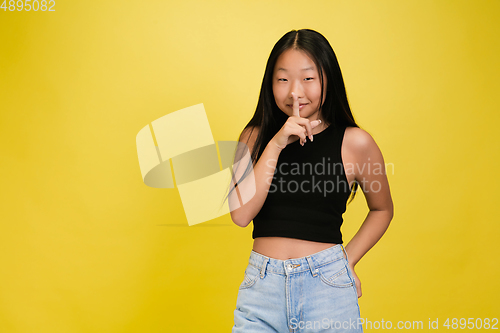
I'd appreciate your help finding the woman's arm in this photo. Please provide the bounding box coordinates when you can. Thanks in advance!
[343,127,394,296]
[229,127,283,227]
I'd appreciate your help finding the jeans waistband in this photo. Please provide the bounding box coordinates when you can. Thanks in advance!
[249,244,348,278]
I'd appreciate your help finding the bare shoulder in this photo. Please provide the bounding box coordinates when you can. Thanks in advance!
[343,126,379,154]
[235,126,260,164]
[239,125,259,141]
[239,126,260,150]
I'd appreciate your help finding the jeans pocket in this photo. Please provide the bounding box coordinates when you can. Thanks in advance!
[318,259,353,288]
[239,264,260,290]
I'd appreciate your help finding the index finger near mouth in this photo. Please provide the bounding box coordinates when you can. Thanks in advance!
[295,117,314,142]
[291,92,300,117]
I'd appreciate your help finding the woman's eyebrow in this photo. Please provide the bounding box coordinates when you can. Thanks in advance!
[276,67,315,72]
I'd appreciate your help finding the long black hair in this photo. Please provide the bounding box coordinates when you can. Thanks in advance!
[225,29,360,209]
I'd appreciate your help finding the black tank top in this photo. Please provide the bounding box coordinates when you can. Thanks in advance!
[252,124,352,244]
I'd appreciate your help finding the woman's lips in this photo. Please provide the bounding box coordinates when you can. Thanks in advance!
[287,103,308,109]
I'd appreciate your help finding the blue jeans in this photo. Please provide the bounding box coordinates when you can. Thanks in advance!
[232,244,363,332]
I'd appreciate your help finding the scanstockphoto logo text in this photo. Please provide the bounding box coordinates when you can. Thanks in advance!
[265,157,394,196]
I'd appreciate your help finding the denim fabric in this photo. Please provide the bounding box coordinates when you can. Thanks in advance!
[232,244,363,332]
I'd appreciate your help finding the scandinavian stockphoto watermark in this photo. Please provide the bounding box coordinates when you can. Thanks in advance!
[136,104,394,225]
[136,104,257,226]
[289,317,499,330]
[289,317,361,330]
[265,157,394,197]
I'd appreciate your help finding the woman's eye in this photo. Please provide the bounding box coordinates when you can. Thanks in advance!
[304,77,314,81]
[278,78,287,82]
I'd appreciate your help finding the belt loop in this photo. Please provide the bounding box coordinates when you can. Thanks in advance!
[260,257,269,278]
[305,256,318,277]
[340,244,349,263]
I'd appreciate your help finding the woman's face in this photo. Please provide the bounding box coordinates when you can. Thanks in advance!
[272,48,326,121]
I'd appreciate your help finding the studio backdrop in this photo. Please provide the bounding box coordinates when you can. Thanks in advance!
[1,1,499,332]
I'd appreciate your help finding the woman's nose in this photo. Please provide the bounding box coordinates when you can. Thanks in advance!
[289,80,304,99]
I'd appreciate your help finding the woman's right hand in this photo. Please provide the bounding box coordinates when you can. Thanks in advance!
[271,92,323,150]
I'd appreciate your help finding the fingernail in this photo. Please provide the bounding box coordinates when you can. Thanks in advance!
[309,135,313,142]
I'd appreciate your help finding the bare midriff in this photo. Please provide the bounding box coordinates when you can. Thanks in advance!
[252,237,339,260]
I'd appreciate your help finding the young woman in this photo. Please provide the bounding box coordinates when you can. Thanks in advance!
[228,29,393,332]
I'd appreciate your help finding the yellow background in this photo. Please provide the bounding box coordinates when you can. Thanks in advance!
[1,0,499,332]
